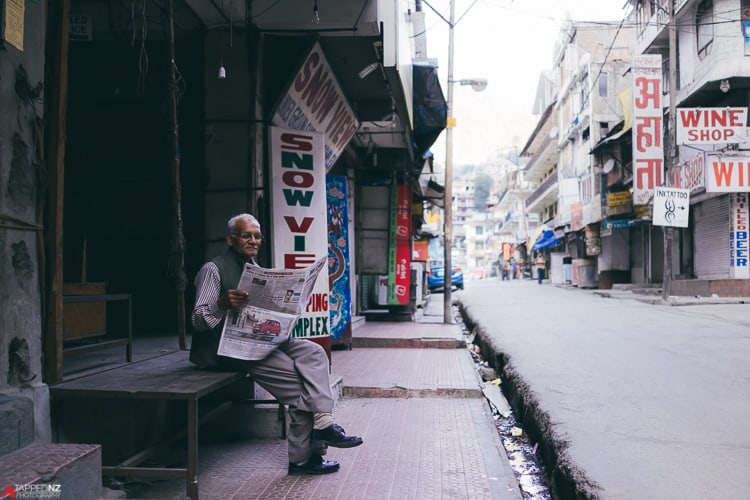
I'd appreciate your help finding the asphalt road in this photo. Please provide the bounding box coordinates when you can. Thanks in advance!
[456,278,750,500]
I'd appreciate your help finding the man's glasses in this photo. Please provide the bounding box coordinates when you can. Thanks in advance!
[231,232,263,241]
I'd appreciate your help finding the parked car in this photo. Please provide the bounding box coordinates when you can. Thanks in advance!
[427,259,464,291]
[252,319,282,336]
[469,268,487,280]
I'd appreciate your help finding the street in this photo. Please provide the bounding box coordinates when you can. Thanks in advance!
[457,278,750,500]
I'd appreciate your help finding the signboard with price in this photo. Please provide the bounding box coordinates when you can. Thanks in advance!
[652,187,690,228]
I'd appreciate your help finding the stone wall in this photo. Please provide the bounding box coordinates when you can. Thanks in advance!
[0,1,50,442]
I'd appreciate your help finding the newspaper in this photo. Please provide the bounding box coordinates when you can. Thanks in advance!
[217,256,327,361]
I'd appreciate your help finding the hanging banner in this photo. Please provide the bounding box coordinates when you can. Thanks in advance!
[326,176,351,341]
[632,54,664,206]
[271,42,359,172]
[676,107,747,145]
[706,154,750,192]
[269,127,330,340]
[731,192,749,278]
[387,184,411,306]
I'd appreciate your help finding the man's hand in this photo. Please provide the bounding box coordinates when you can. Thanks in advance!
[218,289,250,311]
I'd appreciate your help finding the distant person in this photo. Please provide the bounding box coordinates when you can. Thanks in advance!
[534,253,546,284]
[511,258,518,279]
[190,213,362,475]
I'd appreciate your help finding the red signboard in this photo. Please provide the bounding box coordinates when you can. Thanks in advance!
[387,184,411,305]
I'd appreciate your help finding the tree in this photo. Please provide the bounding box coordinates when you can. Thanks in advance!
[473,172,493,209]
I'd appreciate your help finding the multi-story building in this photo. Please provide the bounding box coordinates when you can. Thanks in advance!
[522,18,636,287]
[590,0,750,295]
[521,70,561,228]
[489,155,539,271]
[523,1,750,296]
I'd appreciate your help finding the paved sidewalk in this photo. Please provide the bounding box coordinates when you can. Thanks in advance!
[123,297,522,499]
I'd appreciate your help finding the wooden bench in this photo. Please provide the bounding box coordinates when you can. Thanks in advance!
[49,350,283,500]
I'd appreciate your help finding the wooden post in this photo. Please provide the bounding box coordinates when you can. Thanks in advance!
[164,0,187,349]
[43,0,71,384]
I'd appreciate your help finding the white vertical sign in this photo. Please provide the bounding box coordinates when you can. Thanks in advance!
[632,54,663,206]
[269,127,330,339]
[731,193,749,279]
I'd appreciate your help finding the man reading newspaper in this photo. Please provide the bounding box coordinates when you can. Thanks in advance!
[190,213,362,475]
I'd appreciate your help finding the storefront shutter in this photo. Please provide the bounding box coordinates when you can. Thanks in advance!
[693,196,730,279]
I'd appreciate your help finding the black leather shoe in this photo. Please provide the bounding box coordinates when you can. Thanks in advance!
[288,454,340,475]
[311,423,363,449]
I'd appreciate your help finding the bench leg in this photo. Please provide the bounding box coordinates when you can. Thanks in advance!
[188,397,199,500]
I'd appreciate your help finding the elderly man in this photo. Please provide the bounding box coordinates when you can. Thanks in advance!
[190,213,362,475]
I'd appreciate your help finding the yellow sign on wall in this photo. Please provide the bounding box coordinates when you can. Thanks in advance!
[3,0,25,52]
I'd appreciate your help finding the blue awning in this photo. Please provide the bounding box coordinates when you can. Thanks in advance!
[531,230,562,251]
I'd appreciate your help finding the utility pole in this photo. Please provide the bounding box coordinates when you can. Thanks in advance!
[443,0,456,323]
[662,0,677,301]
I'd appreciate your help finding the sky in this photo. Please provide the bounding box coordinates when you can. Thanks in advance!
[421,0,629,167]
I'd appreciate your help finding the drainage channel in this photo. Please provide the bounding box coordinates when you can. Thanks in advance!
[455,310,552,500]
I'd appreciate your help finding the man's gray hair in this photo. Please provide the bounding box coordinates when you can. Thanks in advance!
[227,213,261,233]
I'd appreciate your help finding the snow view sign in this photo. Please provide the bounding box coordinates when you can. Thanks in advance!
[652,187,690,228]
[269,127,331,340]
[271,42,359,172]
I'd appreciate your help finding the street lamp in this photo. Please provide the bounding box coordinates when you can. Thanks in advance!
[456,78,488,92]
[442,0,487,323]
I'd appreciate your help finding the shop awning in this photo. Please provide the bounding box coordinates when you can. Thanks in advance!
[526,224,548,251]
[413,63,447,158]
[423,179,445,208]
[531,230,562,251]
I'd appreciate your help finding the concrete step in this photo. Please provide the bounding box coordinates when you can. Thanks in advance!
[352,337,465,349]
[0,443,102,500]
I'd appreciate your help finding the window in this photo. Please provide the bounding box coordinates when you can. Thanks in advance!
[598,72,608,96]
[475,226,484,236]
[696,0,713,60]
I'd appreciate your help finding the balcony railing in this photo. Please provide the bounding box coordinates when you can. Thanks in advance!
[525,174,558,208]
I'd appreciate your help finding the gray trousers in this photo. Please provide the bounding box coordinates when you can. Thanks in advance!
[220,337,333,463]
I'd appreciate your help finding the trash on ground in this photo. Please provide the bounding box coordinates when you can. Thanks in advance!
[482,382,512,418]
[457,310,551,500]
